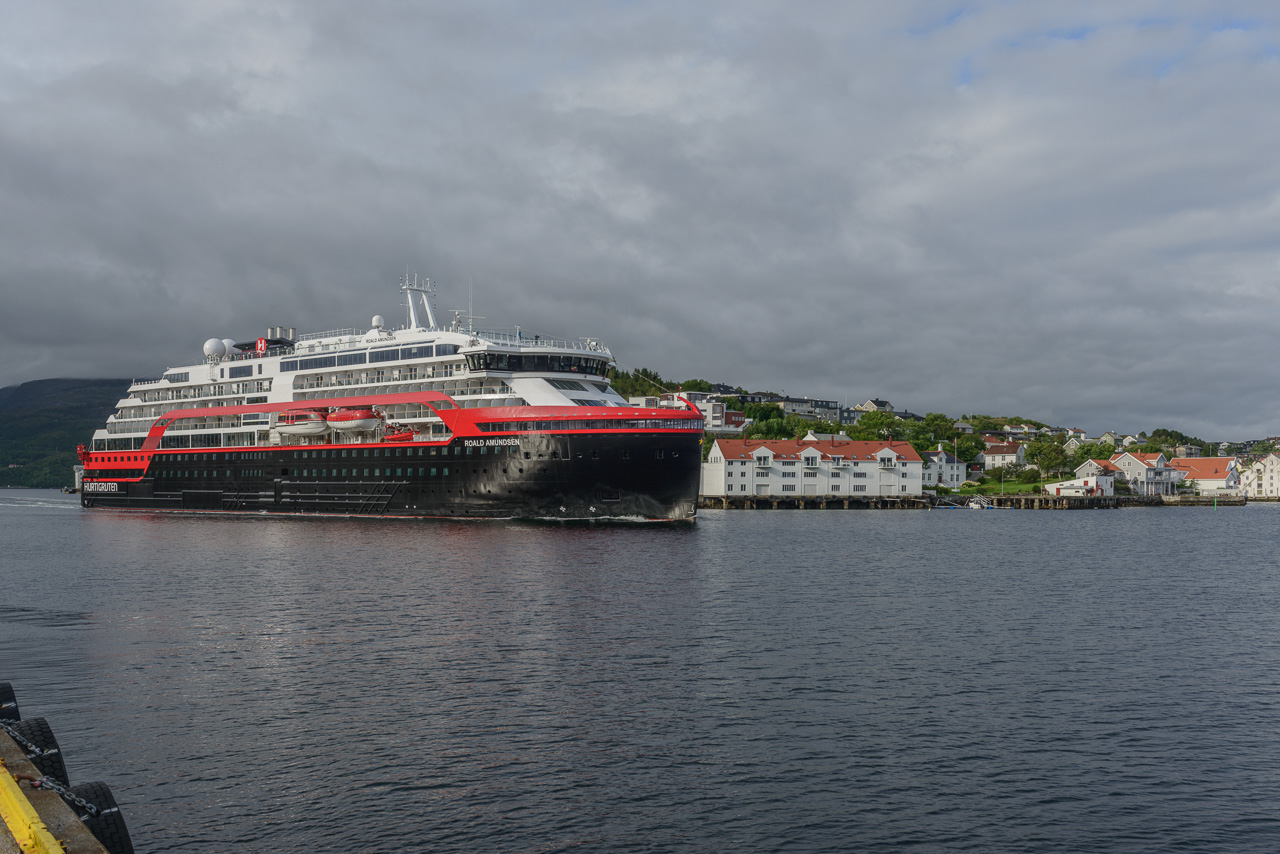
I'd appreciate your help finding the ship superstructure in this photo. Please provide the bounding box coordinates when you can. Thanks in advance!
[80,279,703,520]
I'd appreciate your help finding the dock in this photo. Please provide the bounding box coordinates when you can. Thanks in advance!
[0,683,130,854]
[698,494,1248,510]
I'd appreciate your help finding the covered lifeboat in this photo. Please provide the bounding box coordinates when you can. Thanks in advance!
[327,407,381,432]
[276,410,328,435]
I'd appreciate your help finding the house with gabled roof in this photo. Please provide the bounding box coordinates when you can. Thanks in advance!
[702,438,924,498]
[979,442,1025,471]
[922,444,966,488]
[1108,451,1184,495]
[1169,457,1239,494]
[1240,454,1280,498]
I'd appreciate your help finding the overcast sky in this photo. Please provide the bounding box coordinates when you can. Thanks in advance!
[2,2,1277,439]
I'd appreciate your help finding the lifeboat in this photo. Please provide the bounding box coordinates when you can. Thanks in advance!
[383,427,415,442]
[327,407,381,432]
[276,410,328,435]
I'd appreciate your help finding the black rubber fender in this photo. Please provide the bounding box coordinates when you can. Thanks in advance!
[6,716,70,786]
[0,681,17,721]
[63,781,134,854]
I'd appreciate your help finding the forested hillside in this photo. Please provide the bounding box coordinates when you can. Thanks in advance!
[0,379,130,488]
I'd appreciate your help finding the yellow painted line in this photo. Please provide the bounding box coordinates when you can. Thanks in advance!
[0,760,65,854]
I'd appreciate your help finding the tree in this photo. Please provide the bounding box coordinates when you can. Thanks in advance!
[954,435,986,463]
[849,411,902,441]
[1026,436,1068,479]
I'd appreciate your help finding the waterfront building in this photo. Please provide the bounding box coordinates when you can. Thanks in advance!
[922,444,966,487]
[1104,452,1184,496]
[980,442,1025,471]
[702,438,924,498]
[1047,473,1115,497]
[1168,457,1240,494]
[1240,454,1280,498]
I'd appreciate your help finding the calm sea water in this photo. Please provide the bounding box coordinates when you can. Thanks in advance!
[2,492,1280,852]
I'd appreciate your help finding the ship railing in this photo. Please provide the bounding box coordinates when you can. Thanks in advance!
[473,329,611,353]
[225,346,293,361]
[133,378,162,386]
[296,327,360,342]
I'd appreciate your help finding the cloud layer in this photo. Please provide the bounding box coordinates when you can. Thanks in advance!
[3,2,1278,438]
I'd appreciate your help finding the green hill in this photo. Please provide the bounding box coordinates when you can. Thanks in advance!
[0,378,131,488]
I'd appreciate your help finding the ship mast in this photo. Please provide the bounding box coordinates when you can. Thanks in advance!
[400,274,438,330]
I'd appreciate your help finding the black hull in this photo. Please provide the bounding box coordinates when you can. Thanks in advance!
[81,432,701,521]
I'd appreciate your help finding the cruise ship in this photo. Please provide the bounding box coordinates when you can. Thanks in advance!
[78,279,703,520]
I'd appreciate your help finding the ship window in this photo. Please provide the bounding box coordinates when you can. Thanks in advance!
[229,365,253,379]
[337,352,367,366]
[442,467,449,476]
[370,348,400,363]
[281,361,298,372]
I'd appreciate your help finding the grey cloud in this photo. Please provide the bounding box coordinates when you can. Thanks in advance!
[2,2,1278,438]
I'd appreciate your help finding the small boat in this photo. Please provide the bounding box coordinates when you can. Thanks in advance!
[327,408,380,432]
[276,410,328,435]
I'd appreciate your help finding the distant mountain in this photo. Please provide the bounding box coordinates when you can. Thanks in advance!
[0,378,130,488]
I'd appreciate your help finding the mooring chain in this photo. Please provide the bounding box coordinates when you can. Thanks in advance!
[1,720,101,818]
[11,773,102,818]
[0,719,49,759]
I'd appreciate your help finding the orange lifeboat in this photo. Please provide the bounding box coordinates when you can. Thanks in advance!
[327,407,381,432]
[383,426,415,442]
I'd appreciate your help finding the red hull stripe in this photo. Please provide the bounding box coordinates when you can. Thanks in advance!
[85,391,702,470]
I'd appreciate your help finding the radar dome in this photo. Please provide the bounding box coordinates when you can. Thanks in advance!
[222,338,237,355]
[372,315,385,329]
[203,338,227,358]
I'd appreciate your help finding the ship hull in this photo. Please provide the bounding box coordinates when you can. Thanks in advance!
[80,431,701,521]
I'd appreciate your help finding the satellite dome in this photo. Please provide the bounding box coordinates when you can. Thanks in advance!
[372,315,385,330]
[203,338,227,358]
[221,338,237,355]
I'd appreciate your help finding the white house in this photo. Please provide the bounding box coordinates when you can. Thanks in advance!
[702,438,925,498]
[922,444,966,488]
[1240,454,1280,497]
[1048,474,1115,497]
[1169,457,1239,494]
[980,442,1025,471]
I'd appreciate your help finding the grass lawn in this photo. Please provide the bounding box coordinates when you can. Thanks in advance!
[952,480,1054,495]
